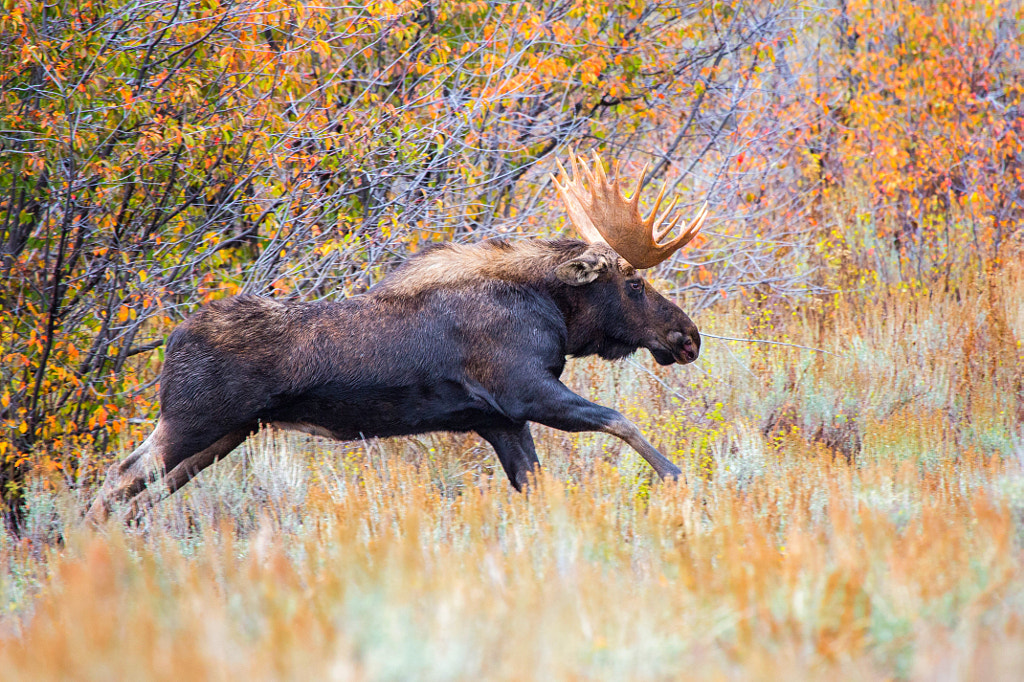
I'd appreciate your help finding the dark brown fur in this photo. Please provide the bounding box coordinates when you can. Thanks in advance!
[86,239,700,523]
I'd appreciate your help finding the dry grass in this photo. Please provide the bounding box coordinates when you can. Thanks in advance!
[1,259,1022,680]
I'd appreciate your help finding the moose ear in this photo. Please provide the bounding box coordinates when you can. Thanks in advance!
[554,252,612,286]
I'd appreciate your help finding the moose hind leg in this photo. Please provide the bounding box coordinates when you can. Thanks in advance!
[86,418,252,525]
[119,428,251,524]
[84,419,173,524]
[478,423,540,491]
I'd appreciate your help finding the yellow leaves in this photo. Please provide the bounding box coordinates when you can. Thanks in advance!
[314,39,333,59]
[366,0,407,19]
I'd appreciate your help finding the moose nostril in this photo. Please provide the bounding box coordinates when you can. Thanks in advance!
[667,330,685,346]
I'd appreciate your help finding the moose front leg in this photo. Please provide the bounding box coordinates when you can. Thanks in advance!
[478,422,541,491]
[515,378,683,481]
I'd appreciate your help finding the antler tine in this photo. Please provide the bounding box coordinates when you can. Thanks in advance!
[653,195,682,243]
[611,159,623,196]
[553,156,577,198]
[590,150,606,186]
[552,158,566,187]
[646,182,670,236]
[629,164,649,211]
[578,151,600,195]
[550,159,569,204]
[657,201,709,253]
[549,151,609,246]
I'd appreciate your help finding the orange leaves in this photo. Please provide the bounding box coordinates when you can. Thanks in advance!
[576,56,607,87]
[116,306,137,324]
[90,406,108,430]
[550,20,573,45]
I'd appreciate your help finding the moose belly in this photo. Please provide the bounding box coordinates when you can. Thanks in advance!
[263,378,508,440]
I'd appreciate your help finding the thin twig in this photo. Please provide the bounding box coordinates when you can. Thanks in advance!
[125,340,163,358]
[701,332,841,357]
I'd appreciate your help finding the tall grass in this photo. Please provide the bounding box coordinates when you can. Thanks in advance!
[1,259,1021,680]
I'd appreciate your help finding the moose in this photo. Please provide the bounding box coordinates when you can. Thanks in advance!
[86,152,708,523]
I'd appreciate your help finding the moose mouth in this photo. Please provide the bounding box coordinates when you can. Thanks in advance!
[648,331,699,366]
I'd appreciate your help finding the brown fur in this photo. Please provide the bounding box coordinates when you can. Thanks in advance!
[372,239,632,298]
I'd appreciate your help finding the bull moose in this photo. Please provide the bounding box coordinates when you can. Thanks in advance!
[86,152,708,522]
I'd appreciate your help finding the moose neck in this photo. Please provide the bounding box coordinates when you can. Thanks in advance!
[545,279,642,362]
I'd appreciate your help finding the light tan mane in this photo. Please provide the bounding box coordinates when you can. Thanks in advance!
[370,239,593,298]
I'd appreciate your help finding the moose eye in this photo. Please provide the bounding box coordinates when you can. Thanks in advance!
[629,279,644,292]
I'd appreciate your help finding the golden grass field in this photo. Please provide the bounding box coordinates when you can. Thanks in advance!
[1,259,1022,680]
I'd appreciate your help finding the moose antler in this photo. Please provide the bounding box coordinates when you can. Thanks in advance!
[551,151,708,269]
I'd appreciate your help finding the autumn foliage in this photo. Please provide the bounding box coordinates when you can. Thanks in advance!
[0,1,1021,519]
[1,2,1023,674]
[826,0,1024,272]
